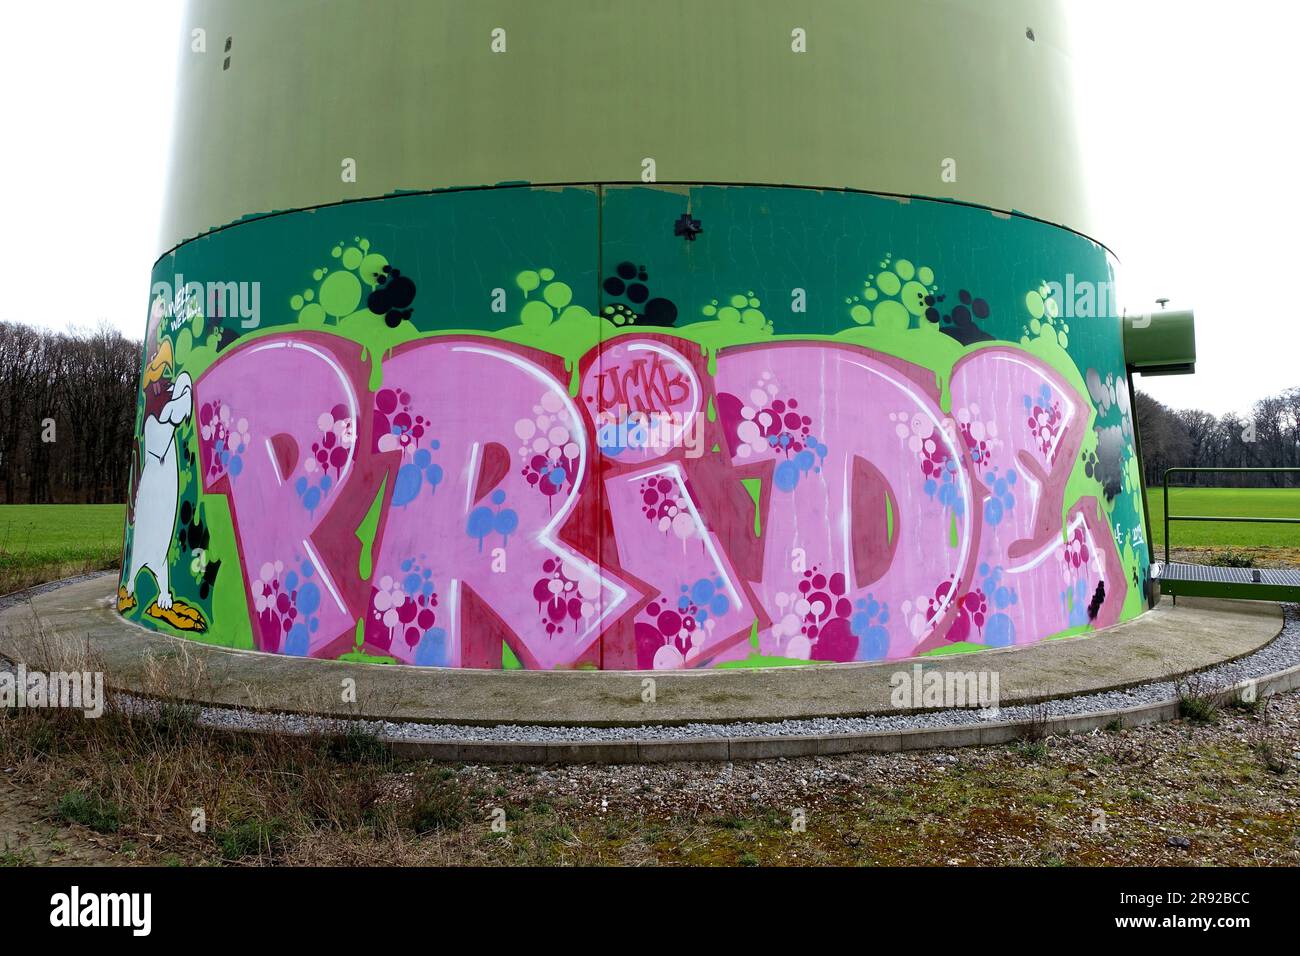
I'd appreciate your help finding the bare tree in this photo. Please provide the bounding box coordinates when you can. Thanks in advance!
[0,320,140,504]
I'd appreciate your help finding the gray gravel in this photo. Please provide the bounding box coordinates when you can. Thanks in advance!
[4,575,1298,745]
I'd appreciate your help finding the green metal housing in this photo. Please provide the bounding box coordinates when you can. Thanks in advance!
[1123,308,1196,376]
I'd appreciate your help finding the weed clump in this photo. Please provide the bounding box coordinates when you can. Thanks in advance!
[408,771,469,832]
[56,790,121,833]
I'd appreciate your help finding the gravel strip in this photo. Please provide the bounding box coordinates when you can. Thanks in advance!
[4,576,1297,744]
[0,571,113,604]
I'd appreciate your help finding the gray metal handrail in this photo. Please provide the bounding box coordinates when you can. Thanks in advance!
[1162,467,1300,566]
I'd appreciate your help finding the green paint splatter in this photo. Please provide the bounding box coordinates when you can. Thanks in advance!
[338,618,396,663]
[355,474,388,581]
[337,650,399,664]
[1046,624,1093,641]
[716,653,819,669]
[920,642,986,656]
[741,477,763,537]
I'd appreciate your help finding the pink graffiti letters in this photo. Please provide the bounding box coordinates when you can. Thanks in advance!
[366,341,628,669]
[591,346,694,415]
[197,335,379,657]
[194,333,1124,668]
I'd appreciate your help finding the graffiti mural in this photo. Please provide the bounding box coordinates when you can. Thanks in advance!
[121,185,1149,668]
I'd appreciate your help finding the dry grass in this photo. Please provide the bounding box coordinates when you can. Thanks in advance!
[4,627,1299,868]
[0,614,409,865]
[3,693,1298,866]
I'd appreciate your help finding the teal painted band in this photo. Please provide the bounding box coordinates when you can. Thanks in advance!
[154,181,1121,270]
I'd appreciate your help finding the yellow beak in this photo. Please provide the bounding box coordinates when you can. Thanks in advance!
[143,337,174,387]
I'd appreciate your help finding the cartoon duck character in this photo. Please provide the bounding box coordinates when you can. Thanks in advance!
[118,304,206,631]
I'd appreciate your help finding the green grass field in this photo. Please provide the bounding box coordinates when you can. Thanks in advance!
[0,504,125,593]
[1145,487,1300,549]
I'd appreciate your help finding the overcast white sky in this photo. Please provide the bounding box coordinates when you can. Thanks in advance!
[0,1,1293,417]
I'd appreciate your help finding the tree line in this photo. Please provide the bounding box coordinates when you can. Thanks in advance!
[1135,386,1300,487]
[0,321,140,504]
[0,316,1295,502]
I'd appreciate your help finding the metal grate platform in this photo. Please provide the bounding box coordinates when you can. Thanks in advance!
[1159,562,1300,601]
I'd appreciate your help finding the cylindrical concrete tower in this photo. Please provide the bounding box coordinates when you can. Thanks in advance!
[120,0,1156,669]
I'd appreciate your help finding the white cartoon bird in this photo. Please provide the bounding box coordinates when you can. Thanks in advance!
[119,330,206,631]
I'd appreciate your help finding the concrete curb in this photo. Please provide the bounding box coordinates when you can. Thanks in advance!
[183,660,1298,765]
[373,661,1300,763]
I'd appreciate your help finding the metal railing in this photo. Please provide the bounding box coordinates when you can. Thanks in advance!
[1162,467,1300,566]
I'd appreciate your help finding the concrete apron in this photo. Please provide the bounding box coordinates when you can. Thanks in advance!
[0,573,1285,734]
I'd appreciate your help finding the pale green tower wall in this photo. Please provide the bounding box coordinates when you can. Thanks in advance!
[162,0,1095,253]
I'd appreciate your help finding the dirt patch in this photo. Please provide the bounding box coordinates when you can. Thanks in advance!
[0,777,129,866]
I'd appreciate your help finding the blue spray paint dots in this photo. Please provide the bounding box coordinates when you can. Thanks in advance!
[392,463,423,507]
[296,581,320,616]
[285,623,309,656]
[774,460,800,492]
[984,613,1014,647]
